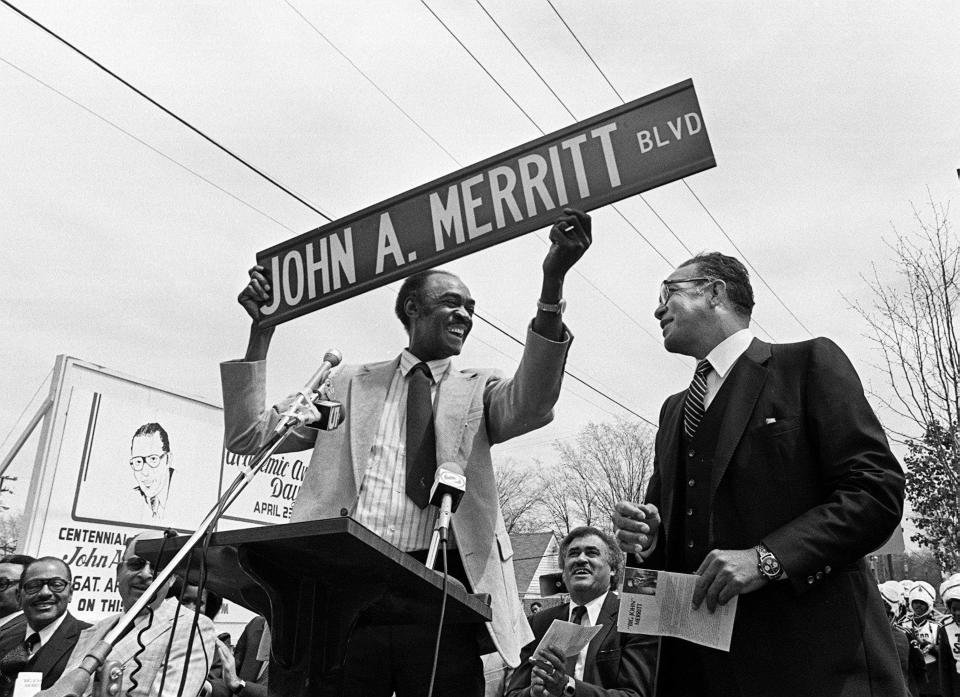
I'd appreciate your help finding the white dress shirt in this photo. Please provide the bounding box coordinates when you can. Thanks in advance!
[702,328,754,411]
[352,349,452,552]
[568,591,609,681]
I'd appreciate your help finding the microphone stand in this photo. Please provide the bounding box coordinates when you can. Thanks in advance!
[38,382,333,697]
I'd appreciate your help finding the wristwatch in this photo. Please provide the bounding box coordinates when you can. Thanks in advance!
[231,679,246,694]
[537,298,567,314]
[563,676,576,696]
[755,543,783,581]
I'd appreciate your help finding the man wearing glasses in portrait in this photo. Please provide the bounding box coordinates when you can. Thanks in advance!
[129,422,174,519]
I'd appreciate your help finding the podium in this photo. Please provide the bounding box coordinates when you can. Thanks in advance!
[138,518,492,697]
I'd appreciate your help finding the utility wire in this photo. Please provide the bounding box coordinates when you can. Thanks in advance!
[0,55,298,234]
[682,181,816,336]
[474,314,656,426]
[544,0,624,102]
[0,0,334,223]
[282,0,461,165]
[542,0,813,338]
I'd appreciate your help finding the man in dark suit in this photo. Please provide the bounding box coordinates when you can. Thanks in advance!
[0,557,89,696]
[505,526,655,697]
[613,252,907,697]
[0,555,35,638]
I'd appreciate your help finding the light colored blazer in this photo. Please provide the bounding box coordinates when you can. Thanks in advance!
[66,599,216,697]
[221,325,572,666]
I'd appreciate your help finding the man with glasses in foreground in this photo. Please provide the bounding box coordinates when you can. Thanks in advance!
[0,557,89,696]
[613,252,907,696]
[63,531,216,697]
[129,423,174,520]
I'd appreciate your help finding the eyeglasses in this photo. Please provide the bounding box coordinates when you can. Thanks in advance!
[658,277,716,306]
[0,578,19,592]
[123,557,149,572]
[129,453,167,471]
[21,577,69,595]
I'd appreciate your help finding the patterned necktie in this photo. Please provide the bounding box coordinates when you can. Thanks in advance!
[565,605,588,676]
[683,359,712,439]
[405,362,437,509]
[1,633,39,679]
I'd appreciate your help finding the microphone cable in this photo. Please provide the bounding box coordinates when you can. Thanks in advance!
[425,538,449,697]
[125,529,173,697]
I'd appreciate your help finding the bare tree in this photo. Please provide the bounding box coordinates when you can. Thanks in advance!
[853,196,960,570]
[537,419,656,535]
[494,458,544,533]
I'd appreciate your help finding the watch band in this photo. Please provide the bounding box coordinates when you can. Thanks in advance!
[537,298,566,314]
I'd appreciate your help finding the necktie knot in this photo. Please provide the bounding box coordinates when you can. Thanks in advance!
[695,359,712,378]
[570,605,587,624]
[410,362,432,381]
[25,634,38,653]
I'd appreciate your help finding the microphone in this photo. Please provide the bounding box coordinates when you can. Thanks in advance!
[304,349,343,393]
[430,463,466,544]
[275,349,343,431]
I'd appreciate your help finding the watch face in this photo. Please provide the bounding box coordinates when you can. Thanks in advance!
[760,555,781,576]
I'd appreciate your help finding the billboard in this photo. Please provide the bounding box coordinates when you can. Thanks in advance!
[19,355,310,636]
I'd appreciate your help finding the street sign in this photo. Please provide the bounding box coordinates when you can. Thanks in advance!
[257,79,715,326]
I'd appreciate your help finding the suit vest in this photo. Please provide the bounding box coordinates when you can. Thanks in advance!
[676,378,737,572]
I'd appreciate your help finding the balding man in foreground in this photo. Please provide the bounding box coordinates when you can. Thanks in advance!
[63,533,215,697]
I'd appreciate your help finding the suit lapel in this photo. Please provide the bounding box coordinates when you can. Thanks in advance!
[28,614,79,676]
[583,592,618,683]
[434,368,481,465]
[349,360,396,485]
[657,392,684,536]
[709,339,770,500]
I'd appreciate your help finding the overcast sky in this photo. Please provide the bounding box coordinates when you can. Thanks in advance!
[2,1,958,535]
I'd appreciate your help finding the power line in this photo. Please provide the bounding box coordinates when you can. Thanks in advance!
[542,0,812,338]
[473,314,656,426]
[0,55,298,233]
[0,0,334,223]
[681,181,816,336]
[283,0,462,166]
[543,0,624,102]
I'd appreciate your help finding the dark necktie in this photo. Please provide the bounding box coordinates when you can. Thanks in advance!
[1,633,39,679]
[565,605,588,676]
[683,359,712,439]
[405,362,436,509]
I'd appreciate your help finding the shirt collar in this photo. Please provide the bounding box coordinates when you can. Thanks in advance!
[31,611,67,648]
[570,589,609,624]
[705,328,754,378]
[400,350,452,383]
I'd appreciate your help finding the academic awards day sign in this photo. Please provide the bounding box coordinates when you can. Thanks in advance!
[257,79,714,326]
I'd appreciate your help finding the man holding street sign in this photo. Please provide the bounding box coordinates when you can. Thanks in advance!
[221,208,591,697]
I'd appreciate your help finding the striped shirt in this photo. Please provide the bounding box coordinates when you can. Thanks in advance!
[352,350,452,551]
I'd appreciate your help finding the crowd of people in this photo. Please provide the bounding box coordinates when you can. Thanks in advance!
[878,576,960,697]
[0,539,267,697]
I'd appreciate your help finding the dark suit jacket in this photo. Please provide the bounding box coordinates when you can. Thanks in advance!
[645,337,906,697]
[0,612,90,695]
[504,592,655,697]
[0,615,26,655]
